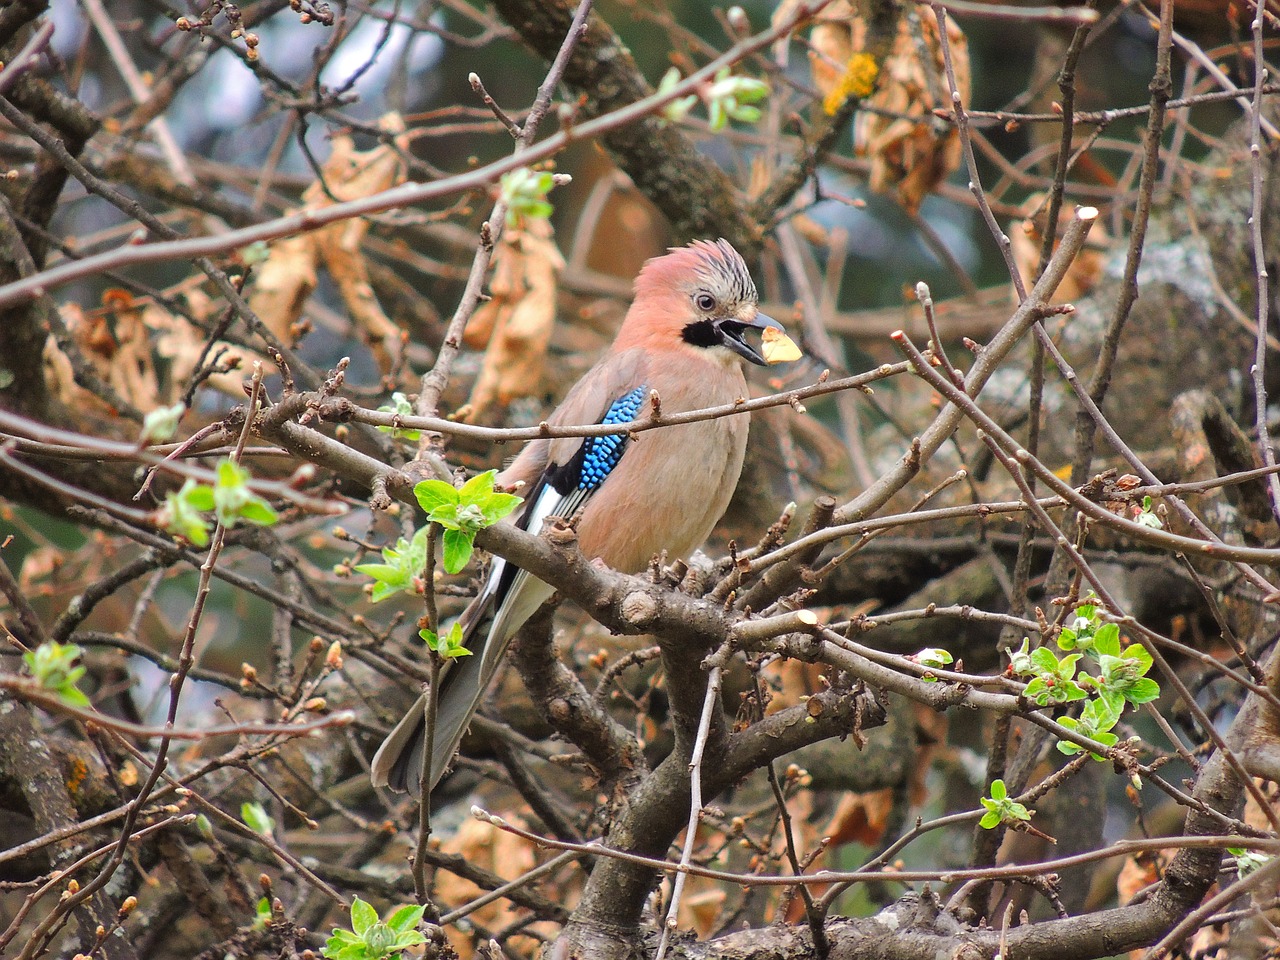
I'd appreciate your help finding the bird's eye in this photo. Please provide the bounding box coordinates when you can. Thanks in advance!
[695,293,717,312]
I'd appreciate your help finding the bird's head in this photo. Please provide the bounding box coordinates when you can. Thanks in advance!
[621,239,798,366]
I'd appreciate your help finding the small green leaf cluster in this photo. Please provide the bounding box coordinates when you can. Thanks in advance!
[979,779,1031,830]
[414,470,521,574]
[354,471,522,602]
[1227,846,1271,880]
[656,67,769,129]
[252,897,273,930]
[354,527,430,603]
[160,459,280,546]
[1010,598,1161,761]
[374,393,421,442]
[23,641,91,707]
[1056,699,1121,756]
[1010,641,1088,706]
[421,621,470,660]
[911,646,953,681]
[500,167,557,226]
[323,898,425,960]
[1133,495,1163,529]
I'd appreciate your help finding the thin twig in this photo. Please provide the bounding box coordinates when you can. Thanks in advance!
[1247,4,1280,525]
[654,663,722,960]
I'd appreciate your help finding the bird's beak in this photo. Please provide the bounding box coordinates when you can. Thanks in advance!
[716,313,802,366]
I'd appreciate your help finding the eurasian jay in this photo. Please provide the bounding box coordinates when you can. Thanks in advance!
[371,238,799,795]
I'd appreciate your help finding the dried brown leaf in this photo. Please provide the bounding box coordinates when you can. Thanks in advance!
[245,232,317,344]
[465,217,565,421]
[46,293,160,412]
[824,787,895,847]
[248,114,409,378]
[850,4,969,214]
[148,288,252,397]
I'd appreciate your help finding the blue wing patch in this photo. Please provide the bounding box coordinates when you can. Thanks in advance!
[578,385,647,490]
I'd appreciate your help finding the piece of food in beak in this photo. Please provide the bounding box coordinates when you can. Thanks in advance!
[761,325,802,365]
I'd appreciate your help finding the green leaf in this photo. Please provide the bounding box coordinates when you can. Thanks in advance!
[422,621,471,659]
[480,492,522,525]
[24,641,93,707]
[441,528,474,574]
[1005,800,1031,822]
[443,634,470,660]
[58,685,92,707]
[238,499,280,526]
[385,904,425,935]
[1126,643,1153,673]
[212,459,278,529]
[500,167,560,226]
[241,801,274,836]
[1083,695,1122,730]
[414,479,458,515]
[458,469,496,501]
[707,98,726,130]
[1094,688,1126,718]
[657,67,699,125]
[1029,647,1068,675]
[161,479,213,546]
[979,779,1033,828]
[350,898,377,937]
[1232,848,1271,879]
[241,240,271,265]
[1125,678,1161,704]
[915,647,953,669]
[184,484,216,511]
[1092,622,1121,657]
[321,928,364,960]
[427,502,460,530]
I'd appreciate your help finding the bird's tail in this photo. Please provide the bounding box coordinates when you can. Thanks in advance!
[370,600,496,797]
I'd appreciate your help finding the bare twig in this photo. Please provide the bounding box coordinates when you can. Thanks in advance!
[654,663,722,960]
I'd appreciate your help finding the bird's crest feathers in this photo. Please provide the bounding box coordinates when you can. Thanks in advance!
[633,238,757,309]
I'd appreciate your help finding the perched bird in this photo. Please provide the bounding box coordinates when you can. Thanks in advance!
[371,238,800,795]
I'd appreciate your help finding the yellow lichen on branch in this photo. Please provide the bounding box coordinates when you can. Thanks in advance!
[822,53,880,115]
[805,1,970,215]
